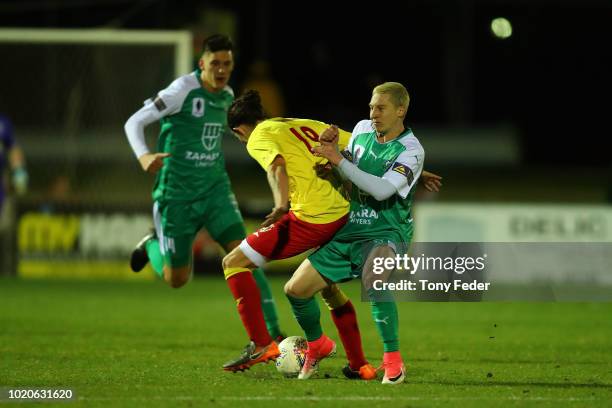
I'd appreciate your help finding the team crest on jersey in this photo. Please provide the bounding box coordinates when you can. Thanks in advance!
[201,123,223,151]
[192,97,205,117]
[392,162,414,185]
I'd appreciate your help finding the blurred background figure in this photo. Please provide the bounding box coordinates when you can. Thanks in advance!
[241,59,285,118]
[0,113,28,275]
[0,113,28,208]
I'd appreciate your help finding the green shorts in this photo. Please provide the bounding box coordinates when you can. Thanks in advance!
[153,181,246,267]
[308,231,411,283]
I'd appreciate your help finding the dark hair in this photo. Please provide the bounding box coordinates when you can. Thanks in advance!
[228,90,266,129]
[202,34,233,53]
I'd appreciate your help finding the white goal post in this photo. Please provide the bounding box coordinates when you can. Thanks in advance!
[0,28,192,77]
[0,28,194,164]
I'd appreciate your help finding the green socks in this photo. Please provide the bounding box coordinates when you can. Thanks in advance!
[252,268,283,339]
[370,300,399,352]
[145,238,164,279]
[287,295,322,341]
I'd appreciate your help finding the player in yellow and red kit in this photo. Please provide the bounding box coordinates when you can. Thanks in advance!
[221,90,441,377]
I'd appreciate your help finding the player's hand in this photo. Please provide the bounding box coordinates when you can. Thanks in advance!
[421,170,443,192]
[312,144,343,166]
[261,206,288,227]
[319,125,339,145]
[138,153,170,174]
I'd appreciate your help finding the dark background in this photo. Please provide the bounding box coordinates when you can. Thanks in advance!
[1,0,610,167]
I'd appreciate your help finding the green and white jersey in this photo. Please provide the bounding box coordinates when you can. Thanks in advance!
[128,69,234,202]
[340,119,424,239]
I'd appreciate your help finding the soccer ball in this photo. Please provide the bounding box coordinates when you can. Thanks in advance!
[275,336,307,377]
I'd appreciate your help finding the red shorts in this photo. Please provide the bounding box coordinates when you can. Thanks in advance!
[240,211,348,267]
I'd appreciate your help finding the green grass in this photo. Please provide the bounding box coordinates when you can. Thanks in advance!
[1,277,611,407]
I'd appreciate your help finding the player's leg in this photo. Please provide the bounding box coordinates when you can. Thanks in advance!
[157,201,196,288]
[206,191,280,371]
[251,268,284,341]
[270,213,373,379]
[223,237,284,339]
[160,239,193,288]
[284,258,336,379]
[362,243,405,384]
[220,241,268,342]
[130,202,164,276]
[236,211,346,344]
[320,284,376,380]
[131,201,193,288]
[216,239,279,371]
[210,184,284,342]
[223,238,284,342]
[219,244,273,352]
[284,258,330,336]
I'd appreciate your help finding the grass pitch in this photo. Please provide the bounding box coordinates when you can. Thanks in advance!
[1,277,610,407]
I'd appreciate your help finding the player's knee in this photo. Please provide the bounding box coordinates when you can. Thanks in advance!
[169,277,187,288]
[222,247,253,271]
[283,280,294,296]
[284,279,306,298]
[222,247,243,270]
[167,267,190,288]
[221,253,233,270]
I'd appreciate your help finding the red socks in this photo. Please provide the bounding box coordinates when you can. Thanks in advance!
[226,271,272,347]
[330,300,368,369]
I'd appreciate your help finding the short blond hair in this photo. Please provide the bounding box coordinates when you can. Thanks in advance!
[373,82,410,111]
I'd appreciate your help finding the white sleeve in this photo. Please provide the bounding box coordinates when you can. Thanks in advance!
[338,159,397,201]
[124,103,163,158]
[382,150,424,198]
[124,76,192,159]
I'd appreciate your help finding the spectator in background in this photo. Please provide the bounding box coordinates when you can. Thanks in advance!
[0,114,28,212]
[241,60,286,117]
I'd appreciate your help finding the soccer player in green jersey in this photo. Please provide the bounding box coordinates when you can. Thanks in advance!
[284,82,423,384]
[124,35,284,366]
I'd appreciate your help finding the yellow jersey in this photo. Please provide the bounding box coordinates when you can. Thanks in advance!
[247,118,350,224]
